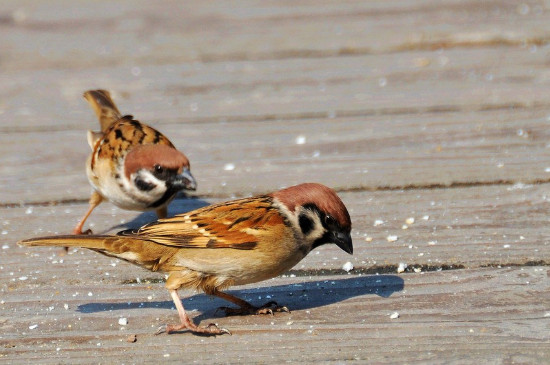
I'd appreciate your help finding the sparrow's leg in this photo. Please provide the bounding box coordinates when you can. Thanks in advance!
[156,289,231,336]
[212,289,289,316]
[73,191,103,235]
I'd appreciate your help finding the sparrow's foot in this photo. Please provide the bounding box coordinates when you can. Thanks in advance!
[218,301,290,316]
[73,228,93,235]
[155,322,231,336]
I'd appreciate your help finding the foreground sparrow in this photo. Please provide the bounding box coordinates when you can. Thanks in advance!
[19,183,353,335]
[73,90,196,235]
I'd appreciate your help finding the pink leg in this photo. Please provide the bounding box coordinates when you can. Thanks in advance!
[156,289,231,336]
[213,289,289,316]
[73,191,103,235]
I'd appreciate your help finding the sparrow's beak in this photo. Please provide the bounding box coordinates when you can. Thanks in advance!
[172,168,197,191]
[334,231,353,255]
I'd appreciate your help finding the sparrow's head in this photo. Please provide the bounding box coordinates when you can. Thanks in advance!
[272,183,353,255]
[124,144,197,203]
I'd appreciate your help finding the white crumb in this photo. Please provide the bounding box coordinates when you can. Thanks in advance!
[373,219,384,226]
[389,312,400,319]
[342,262,354,272]
[386,235,398,242]
[397,262,407,273]
[118,317,128,326]
[405,217,415,225]
[223,163,235,171]
[295,135,306,144]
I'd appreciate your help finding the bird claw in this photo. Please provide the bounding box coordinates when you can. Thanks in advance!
[206,323,232,335]
[155,325,168,335]
[155,323,231,336]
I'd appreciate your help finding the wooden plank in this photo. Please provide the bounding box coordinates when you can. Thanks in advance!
[1,267,548,363]
[2,107,550,204]
[3,184,549,274]
[0,0,548,72]
[2,46,550,132]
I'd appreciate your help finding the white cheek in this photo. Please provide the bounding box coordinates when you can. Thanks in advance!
[124,170,168,203]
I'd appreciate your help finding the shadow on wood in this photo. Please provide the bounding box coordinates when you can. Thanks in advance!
[76,275,404,319]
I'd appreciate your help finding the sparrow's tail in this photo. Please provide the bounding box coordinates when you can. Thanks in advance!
[83,89,123,132]
[18,235,164,271]
[19,235,115,249]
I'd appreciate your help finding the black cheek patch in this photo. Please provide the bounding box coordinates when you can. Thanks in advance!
[134,177,156,191]
[299,213,314,235]
[311,231,332,250]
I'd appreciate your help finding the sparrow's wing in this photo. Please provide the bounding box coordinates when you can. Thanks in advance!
[94,117,175,161]
[130,196,284,250]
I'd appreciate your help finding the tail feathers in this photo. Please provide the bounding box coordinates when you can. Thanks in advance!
[83,89,122,132]
[19,234,171,273]
[18,235,114,250]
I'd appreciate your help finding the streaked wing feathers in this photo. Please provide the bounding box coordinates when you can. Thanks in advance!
[129,196,283,250]
[95,117,175,161]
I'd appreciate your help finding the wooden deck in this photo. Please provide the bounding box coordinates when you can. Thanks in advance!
[1,0,550,363]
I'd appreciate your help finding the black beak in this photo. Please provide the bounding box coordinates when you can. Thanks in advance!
[172,168,197,191]
[334,231,353,255]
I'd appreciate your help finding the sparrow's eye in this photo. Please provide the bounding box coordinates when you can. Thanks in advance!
[324,214,337,228]
[154,164,164,174]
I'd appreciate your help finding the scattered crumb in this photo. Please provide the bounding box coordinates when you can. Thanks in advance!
[405,217,415,225]
[397,262,407,273]
[386,235,398,242]
[118,317,128,326]
[428,241,436,245]
[373,219,384,226]
[402,225,408,230]
[295,135,306,145]
[223,163,235,171]
[422,215,430,221]
[389,312,400,319]
[29,324,38,330]
[413,57,431,67]
[342,262,354,272]
[365,236,373,242]
[126,334,137,343]
[413,267,422,273]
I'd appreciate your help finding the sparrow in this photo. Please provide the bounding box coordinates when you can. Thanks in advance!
[19,183,353,336]
[73,90,197,235]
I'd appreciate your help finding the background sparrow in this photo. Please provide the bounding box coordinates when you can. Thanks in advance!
[73,90,196,235]
[19,183,353,335]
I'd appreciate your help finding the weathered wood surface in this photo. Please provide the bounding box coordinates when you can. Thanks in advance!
[1,268,548,364]
[1,0,550,363]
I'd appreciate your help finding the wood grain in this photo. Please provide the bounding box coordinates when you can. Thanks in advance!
[1,0,550,362]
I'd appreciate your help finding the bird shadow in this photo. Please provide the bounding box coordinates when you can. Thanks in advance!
[104,194,211,232]
[77,275,404,323]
